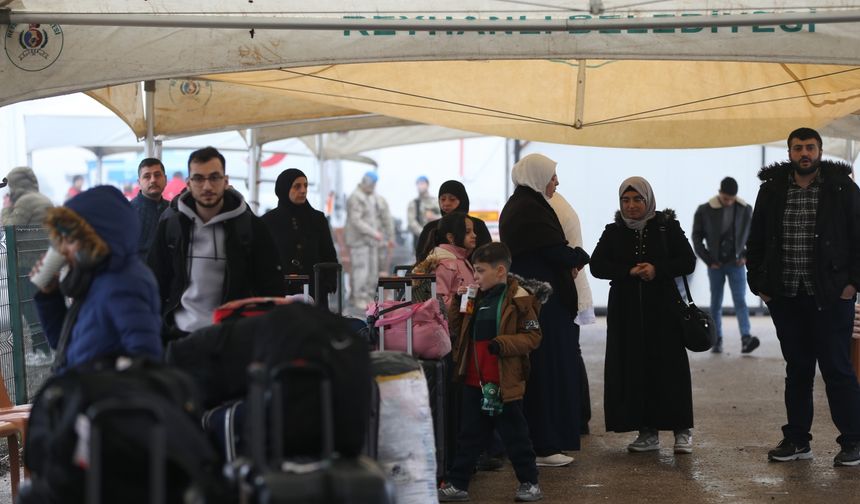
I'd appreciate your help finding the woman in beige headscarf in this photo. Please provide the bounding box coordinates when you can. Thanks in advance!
[590,177,698,454]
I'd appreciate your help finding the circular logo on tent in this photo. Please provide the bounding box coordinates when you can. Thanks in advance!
[4,23,64,71]
[168,79,213,111]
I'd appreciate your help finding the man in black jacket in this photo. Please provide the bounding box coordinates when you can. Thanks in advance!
[746,127,860,467]
[148,147,283,342]
[692,177,756,354]
[130,157,169,259]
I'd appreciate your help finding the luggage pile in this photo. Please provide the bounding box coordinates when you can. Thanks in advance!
[20,262,458,504]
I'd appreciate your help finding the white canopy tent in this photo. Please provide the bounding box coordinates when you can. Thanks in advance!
[3,2,860,159]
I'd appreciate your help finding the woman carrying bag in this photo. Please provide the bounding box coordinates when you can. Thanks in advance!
[589,177,698,454]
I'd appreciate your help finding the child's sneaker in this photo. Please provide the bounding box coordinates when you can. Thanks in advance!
[628,430,660,452]
[674,429,693,454]
[438,482,470,502]
[515,482,543,502]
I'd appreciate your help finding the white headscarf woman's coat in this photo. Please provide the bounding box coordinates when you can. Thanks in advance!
[549,192,596,325]
[511,153,557,198]
[618,176,657,231]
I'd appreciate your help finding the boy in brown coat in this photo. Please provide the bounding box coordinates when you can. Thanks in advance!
[439,242,550,502]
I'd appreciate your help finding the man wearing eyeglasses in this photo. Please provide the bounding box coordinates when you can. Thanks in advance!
[148,146,284,342]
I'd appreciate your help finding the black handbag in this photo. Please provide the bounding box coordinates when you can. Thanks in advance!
[676,275,717,352]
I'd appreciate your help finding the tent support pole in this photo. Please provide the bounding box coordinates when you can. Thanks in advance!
[574,60,586,129]
[144,80,155,158]
[247,128,261,214]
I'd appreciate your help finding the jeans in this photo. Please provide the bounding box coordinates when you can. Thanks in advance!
[707,264,751,340]
[446,386,538,491]
[768,295,860,446]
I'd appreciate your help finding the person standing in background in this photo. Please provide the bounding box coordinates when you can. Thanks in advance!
[345,171,388,307]
[130,158,169,259]
[2,166,53,226]
[407,175,441,248]
[692,176,757,354]
[65,174,84,202]
[262,168,338,306]
[376,191,396,276]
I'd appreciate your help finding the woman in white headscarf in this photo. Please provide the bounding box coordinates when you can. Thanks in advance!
[590,177,697,455]
[548,191,596,434]
[499,153,591,467]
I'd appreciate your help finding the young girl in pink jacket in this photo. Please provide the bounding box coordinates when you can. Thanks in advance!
[416,212,478,309]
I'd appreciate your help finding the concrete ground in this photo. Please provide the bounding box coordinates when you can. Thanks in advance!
[466,315,860,504]
[1,315,857,503]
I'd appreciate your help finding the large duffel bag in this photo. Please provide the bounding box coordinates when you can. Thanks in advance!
[250,303,372,458]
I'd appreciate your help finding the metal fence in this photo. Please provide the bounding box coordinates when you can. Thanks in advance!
[0,225,53,405]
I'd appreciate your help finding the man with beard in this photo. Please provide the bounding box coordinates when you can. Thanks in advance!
[747,127,860,467]
[32,186,163,374]
[148,147,283,342]
[130,158,169,259]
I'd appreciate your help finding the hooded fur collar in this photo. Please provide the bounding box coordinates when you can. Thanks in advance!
[510,273,552,305]
[613,208,676,227]
[707,195,748,209]
[757,159,854,183]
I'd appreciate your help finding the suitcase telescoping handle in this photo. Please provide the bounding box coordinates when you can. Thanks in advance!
[247,361,335,470]
[86,397,166,504]
[314,262,344,315]
[375,275,437,356]
[284,275,311,303]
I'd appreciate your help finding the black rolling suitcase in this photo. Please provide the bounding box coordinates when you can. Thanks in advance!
[244,361,394,504]
[375,275,449,480]
[85,397,168,504]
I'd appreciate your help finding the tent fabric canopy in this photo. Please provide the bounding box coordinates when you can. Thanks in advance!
[3,1,860,148]
[206,60,860,148]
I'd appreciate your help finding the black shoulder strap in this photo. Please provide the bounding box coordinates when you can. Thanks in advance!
[658,224,694,304]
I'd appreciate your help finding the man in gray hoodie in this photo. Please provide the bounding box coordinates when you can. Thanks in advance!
[148,147,284,342]
[1,166,53,226]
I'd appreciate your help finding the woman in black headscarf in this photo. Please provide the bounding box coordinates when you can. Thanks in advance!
[590,176,696,454]
[415,180,491,261]
[499,153,590,467]
[261,169,338,305]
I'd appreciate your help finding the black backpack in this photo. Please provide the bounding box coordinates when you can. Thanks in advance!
[22,357,232,504]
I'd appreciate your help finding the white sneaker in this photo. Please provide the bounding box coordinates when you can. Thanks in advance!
[627,430,660,452]
[674,430,693,454]
[535,453,573,467]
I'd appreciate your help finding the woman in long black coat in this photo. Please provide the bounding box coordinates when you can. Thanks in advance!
[499,153,590,466]
[589,176,697,454]
[261,169,338,305]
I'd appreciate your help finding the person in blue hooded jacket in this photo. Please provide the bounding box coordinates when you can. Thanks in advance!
[32,185,163,374]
